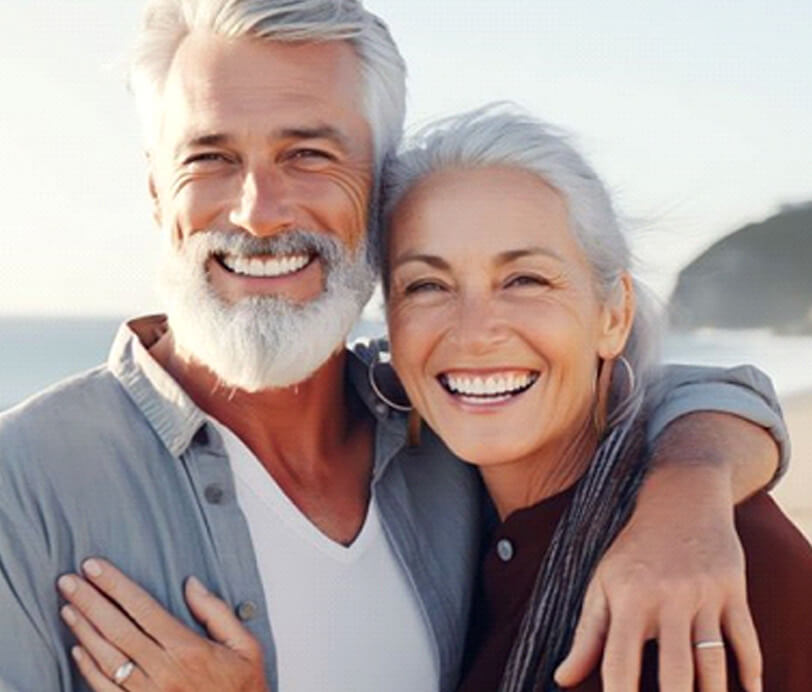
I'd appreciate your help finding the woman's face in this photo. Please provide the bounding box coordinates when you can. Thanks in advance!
[386,165,632,468]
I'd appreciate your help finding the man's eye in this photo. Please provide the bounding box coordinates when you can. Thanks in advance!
[183,152,229,166]
[289,148,335,162]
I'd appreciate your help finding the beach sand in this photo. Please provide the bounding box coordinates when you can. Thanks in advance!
[772,389,812,541]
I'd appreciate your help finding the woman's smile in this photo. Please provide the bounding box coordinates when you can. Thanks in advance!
[437,369,541,408]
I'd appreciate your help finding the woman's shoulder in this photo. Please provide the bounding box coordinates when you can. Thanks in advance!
[734,490,812,690]
[735,491,811,566]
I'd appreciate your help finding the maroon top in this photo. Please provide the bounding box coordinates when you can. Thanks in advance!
[458,489,812,691]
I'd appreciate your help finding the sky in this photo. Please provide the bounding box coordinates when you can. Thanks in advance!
[1,0,810,317]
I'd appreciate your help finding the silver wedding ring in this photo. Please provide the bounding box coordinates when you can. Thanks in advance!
[693,640,725,650]
[113,660,135,685]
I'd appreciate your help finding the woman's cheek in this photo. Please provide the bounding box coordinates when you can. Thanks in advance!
[388,300,438,398]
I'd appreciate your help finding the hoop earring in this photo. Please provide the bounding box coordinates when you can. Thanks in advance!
[597,355,638,431]
[593,357,613,435]
[616,355,635,397]
[368,351,412,413]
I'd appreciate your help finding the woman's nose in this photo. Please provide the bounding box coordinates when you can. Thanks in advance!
[448,294,509,353]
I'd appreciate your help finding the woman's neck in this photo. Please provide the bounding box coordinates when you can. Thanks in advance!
[479,414,599,521]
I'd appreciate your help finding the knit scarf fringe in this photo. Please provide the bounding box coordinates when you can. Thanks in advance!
[498,406,650,692]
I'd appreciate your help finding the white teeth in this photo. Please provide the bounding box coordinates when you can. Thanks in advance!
[221,253,310,278]
[459,394,512,406]
[443,372,537,397]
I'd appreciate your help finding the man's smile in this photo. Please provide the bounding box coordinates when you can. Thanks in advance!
[215,251,315,279]
[208,249,325,302]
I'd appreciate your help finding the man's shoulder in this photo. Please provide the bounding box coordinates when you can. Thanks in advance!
[2,365,125,429]
[0,365,147,473]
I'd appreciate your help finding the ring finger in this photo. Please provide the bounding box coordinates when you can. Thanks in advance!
[61,605,153,690]
[692,612,727,692]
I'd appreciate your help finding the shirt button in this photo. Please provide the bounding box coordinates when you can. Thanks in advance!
[192,425,209,446]
[236,600,258,622]
[204,484,225,505]
[374,402,388,417]
[496,538,515,563]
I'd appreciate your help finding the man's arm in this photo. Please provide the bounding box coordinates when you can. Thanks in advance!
[646,363,787,491]
[650,410,779,500]
[555,363,786,692]
[0,504,68,691]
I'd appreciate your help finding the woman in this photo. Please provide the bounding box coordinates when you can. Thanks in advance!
[58,106,811,690]
[379,106,812,690]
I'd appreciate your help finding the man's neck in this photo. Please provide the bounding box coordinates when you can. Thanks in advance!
[149,329,375,544]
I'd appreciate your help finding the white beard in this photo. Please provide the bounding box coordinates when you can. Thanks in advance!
[157,229,377,392]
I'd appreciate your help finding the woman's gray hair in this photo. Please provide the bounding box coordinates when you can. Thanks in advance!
[382,103,662,425]
[129,0,406,169]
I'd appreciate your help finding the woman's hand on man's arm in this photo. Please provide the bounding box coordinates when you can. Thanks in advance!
[555,411,778,692]
[57,558,269,691]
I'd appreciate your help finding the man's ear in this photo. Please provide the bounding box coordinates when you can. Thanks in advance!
[148,172,162,227]
[597,272,636,360]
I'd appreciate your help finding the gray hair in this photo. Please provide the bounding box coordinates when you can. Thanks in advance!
[129,0,406,169]
[382,104,662,424]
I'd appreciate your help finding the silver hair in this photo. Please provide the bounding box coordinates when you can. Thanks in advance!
[382,103,662,425]
[129,0,406,169]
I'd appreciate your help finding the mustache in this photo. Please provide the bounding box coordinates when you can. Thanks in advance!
[182,228,351,263]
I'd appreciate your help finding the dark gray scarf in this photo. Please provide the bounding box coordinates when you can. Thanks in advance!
[498,410,650,692]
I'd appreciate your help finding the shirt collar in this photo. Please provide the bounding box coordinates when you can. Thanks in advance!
[107,315,208,457]
[106,315,409,464]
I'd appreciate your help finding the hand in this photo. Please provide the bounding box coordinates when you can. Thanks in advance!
[554,464,762,692]
[57,558,269,691]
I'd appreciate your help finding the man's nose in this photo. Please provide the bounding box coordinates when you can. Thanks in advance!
[228,166,296,237]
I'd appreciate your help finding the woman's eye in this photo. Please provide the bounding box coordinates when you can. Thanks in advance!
[404,280,446,295]
[505,274,549,289]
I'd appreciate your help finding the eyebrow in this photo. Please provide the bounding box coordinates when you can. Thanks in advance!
[177,125,350,159]
[390,253,451,271]
[276,125,349,149]
[391,246,563,271]
[495,246,564,264]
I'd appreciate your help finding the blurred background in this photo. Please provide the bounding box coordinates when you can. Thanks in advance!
[0,0,809,534]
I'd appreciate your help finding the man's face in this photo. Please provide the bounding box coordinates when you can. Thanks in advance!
[150,34,378,391]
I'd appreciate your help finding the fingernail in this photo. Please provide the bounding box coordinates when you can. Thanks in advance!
[61,605,77,625]
[71,646,83,662]
[187,576,209,597]
[57,575,77,595]
[82,559,102,578]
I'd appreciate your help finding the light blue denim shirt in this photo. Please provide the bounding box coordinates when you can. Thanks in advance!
[0,316,788,692]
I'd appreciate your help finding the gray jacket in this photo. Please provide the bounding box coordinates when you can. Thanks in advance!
[0,317,788,692]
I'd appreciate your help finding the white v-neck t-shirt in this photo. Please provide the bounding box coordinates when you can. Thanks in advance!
[210,420,439,692]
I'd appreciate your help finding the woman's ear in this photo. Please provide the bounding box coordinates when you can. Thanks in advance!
[597,272,635,360]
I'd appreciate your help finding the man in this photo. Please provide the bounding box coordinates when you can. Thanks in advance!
[0,1,786,691]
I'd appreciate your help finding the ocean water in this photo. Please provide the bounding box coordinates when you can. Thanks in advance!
[1,317,810,412]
